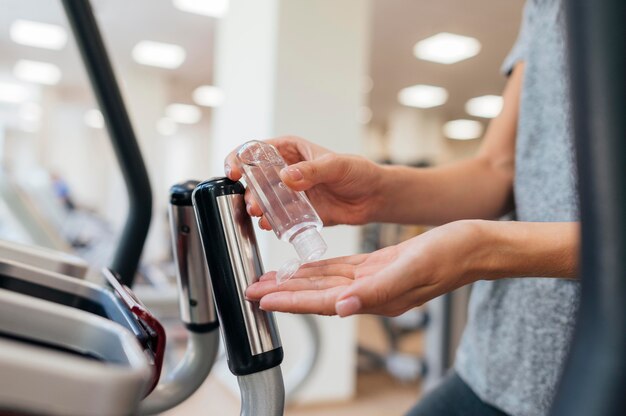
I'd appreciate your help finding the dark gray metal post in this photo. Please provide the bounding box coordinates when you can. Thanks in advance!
[61,0,152,286]
[552,1,626,415]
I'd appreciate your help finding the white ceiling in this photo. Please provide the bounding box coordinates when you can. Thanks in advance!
[369,0,525,125]
[0,0,524,130]
[0,0,216,90]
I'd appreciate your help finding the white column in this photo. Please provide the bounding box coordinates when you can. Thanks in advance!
[211,0,371,404]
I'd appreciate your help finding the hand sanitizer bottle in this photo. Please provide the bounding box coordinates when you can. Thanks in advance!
[237,140,327,282]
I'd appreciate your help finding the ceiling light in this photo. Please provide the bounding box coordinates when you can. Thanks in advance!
[465,95,503,118]
[414,32,481,65]
[166,103,201,124]
[132,41,186,69]
[173,0,229,18]
[398,84,448,109]
[192,85,224,107]
[0,82,30,103]
[444,119,483,140]
[13,60,62,85]
[84,109,104,129]
[10,19,68,50]
[157,117,178,136]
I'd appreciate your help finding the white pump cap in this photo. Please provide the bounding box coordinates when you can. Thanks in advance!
[291,228,327,262]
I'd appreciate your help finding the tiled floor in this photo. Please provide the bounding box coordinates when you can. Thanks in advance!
[161,315,424,416]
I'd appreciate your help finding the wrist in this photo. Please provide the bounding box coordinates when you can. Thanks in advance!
[469,220,509,281]
[367,164,400,223]
[360,162,390,223]
[447,220,499,284]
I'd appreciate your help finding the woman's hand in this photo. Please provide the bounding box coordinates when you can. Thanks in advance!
[224,136,383,229]
[245,220,580,316]
[245,220,485,316]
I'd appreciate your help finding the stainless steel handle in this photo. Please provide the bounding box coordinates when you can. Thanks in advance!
[216,194,282,355]
[169,203,217,327]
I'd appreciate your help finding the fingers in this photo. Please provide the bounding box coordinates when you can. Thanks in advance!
[245,280,278,300]
[243,189,269,228]
[278,153,349,192]
[247,204,263,217]
[299,253,369,268]
[291,262,356,280]
[259,285,349,315]
[259,271,278,282]
[224,136,315,181]
[224,150,242,181]
[335,255,421,317]
[246,275,353,300]
[258,217,271,230]
[244,189,263,217]
[257,255,364,282]
[253,261,358,294]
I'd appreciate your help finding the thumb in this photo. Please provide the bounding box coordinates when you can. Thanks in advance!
[279,154,348,192]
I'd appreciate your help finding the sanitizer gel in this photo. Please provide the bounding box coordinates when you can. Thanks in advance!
[237,140,327,283]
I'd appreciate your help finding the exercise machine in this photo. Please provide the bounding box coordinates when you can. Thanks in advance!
[0,176,288,415]
[1,0,286,413]
[551,1,626,415]
[0,239,88,279]
[0,174,71,252]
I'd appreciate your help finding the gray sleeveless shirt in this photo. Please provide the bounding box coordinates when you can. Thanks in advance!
[454,1,580,415]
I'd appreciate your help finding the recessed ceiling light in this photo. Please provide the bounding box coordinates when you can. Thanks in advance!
[465,95,503,118]
[10,19,68,50]
[192,85,224,107]
[84,109,104,129]
[0,82,30,103]
[166,103,201,124]
[157,117,178,136]
[13,60,62,85]
[414,32,481,65]
[173,0,229,18]
[443,119,483,140]
[132,41,186,69]
[398,84,448,109]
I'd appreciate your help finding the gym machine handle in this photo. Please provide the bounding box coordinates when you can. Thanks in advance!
[192,178,282,374]
[62,0,152,287]
[137,182,221,415]
[193,177,285,416]
[168,180,218,331]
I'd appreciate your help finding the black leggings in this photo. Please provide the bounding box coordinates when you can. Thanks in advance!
[406,372,509,416]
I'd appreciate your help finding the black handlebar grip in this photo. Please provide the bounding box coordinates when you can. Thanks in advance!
[192,178,282,376]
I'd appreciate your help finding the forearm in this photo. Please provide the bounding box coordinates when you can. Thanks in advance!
[371,156,514,225]
[369,63,523,226]
[471,220,580,280]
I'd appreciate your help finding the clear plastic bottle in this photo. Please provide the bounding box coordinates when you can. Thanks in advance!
[237,140,327,281]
